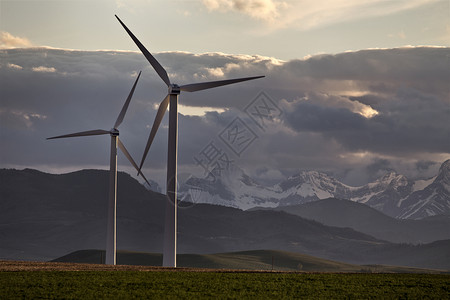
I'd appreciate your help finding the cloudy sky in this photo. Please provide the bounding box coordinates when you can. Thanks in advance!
[1,0,449,188]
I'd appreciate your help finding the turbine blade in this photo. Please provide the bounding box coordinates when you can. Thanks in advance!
[180,75,265,92]
[118,138,151,186]
[138,94,170,172]
[115,15,171,87]
[47,129,110,140]
[114,71,141,129]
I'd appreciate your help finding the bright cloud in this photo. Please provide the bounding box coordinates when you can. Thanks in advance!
[0,32,32,49]
[287,0,439,30]
[32,66,57,73]
[202,0,285,21]
[7,63,23,70]
[0,109,47,129]
[291,93,379,119]
[178,104,226,116]
[205,67,225,77]
[202,0,441,30]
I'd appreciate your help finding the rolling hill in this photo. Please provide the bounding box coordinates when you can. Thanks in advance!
[257,198,450,244]
[52,249,447,273]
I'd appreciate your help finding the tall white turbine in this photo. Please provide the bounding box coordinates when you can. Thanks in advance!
[116,15,264,267]
[48,71,149,265]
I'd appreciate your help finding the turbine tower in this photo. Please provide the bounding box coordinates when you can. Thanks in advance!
[116,15,264,267]
[47,71,149,265]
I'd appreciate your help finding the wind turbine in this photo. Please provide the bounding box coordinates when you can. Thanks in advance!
[47,71,149,265]
[116,15,264,267]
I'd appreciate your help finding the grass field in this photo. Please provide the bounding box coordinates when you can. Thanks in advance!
[1,271,449,299]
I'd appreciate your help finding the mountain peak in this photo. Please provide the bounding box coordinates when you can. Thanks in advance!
[397,159,450,219]
[289,170,333,181]
[439,159,450,175]
[435,159,450,187]
[379,171,400,181]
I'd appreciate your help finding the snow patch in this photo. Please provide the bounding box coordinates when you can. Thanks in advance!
[412,177,435,192]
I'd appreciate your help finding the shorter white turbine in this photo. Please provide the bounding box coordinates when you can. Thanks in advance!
[47,71,149,265]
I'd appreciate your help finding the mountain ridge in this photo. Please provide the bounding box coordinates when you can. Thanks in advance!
[180,159,450,219]
[253,198,450,244]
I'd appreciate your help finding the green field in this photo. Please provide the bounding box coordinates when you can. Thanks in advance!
[1,272,449,299]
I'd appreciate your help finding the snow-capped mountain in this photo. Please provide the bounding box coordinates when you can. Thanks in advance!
[397,160,450,219]
[179,165,280,209]
[350,172,414,217]
[179,160,450,219]
[272,171,353,206]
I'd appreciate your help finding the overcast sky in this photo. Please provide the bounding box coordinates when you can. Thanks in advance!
[1,0,449,188]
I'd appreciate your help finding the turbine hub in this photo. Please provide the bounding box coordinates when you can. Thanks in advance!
[110,128,119,136]
[169,84,180,95]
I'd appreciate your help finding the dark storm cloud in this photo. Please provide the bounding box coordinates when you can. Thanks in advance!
[283,97,367,132]
[366,158,394,177]
[415,160,438,173]
[0,46,449,185]
[0,48,161,169]
[282,88,450,156]
[284,47,448,85]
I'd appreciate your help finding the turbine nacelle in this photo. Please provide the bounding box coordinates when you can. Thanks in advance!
[169,84,180,95]
[110,128,120,136]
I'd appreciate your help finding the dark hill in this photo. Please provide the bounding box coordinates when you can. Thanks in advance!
[52,249,447,273]
[263,198,450,244]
